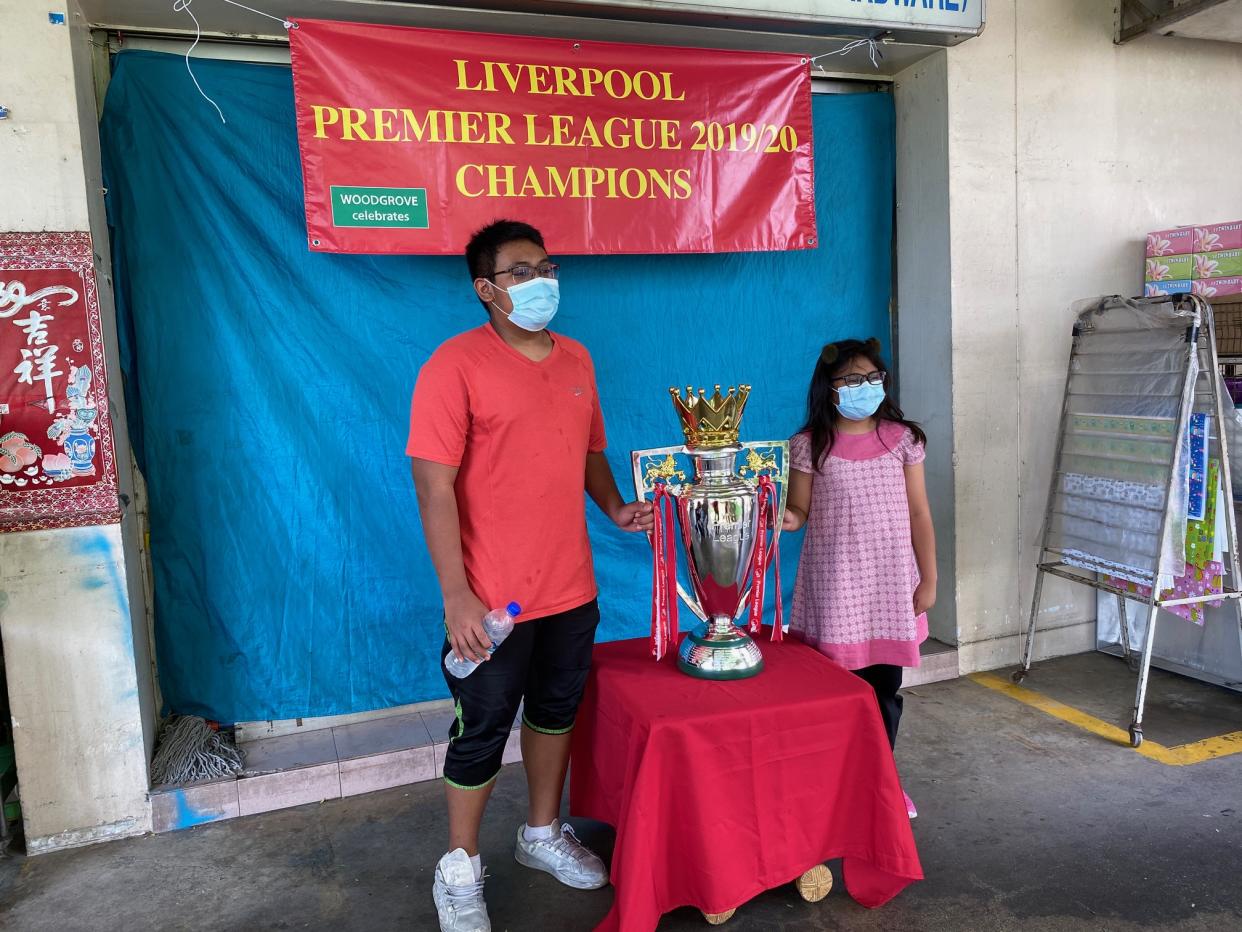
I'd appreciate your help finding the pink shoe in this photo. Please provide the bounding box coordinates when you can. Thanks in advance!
[903,790,918,820]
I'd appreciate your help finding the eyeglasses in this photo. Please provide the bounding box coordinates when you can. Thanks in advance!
[832,370,886,388]
[491,262,559,284]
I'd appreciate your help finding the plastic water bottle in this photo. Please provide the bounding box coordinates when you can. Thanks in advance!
[443,602,522,678]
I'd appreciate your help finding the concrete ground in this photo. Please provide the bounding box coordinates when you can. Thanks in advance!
[2,652,1241,931]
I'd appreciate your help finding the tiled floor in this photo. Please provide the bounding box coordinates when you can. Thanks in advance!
[240,727,339,773]
[331,711,432,759]
[151,655,956,835]
[904,639,959,688]
[236,763,341,818]
[150,705,519,834]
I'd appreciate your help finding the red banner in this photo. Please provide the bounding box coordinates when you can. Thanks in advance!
[289,19,815,255]
[0,232,121,532]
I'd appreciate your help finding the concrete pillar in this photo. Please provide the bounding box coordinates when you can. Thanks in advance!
[0,0,154,852]
[941,0,1025,671]
[894,50,957,648]
[894,1,1098,669]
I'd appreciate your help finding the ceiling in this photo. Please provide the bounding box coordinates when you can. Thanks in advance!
[1118,0,1242,44]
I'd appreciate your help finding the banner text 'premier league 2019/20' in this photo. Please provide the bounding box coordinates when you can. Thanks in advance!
[306,59,801,202]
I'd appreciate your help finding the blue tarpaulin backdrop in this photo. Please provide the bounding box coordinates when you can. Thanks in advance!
[100,51,893,723]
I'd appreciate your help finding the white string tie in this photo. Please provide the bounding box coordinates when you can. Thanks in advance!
[172,0,226,124]
[221,0,297,30]
[810,38,883,70]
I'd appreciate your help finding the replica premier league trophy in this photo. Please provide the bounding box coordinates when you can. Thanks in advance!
[631,385,789,679]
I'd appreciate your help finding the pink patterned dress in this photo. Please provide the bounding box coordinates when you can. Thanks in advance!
[789,422,928,669]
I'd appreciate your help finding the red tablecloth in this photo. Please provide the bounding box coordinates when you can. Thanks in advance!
[569,633,922,931]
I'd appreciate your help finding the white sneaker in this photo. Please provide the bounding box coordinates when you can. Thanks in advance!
[514,820,609,890]
[433,849,491,932]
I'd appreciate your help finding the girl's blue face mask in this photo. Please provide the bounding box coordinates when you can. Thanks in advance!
[493,277,559,332]
[835,381,885,421]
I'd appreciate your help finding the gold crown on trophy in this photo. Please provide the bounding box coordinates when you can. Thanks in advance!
[669,384,751,449]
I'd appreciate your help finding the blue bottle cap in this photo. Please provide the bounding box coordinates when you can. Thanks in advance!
[507,602,522,617]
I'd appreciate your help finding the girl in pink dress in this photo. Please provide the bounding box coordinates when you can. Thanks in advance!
[783,338,938,818]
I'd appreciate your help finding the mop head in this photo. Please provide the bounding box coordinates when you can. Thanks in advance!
[150,715,244,786]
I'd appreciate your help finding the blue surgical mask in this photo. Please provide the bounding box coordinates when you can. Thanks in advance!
[835,382,885,421]
[493,277,559,332]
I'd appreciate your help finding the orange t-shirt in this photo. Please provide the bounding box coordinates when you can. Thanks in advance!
[406,325,607,621]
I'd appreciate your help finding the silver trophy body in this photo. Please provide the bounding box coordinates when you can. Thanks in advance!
[632,385,788,680]
[675,445,767,678]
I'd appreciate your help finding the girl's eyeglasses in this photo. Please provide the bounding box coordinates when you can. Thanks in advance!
[832,370,886,388]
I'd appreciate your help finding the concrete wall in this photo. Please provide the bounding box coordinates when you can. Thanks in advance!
[0,527,151,851]
[894,50,957,646]
[938,0,1242,671]
[0,0,153,852]
[0,2,90,230]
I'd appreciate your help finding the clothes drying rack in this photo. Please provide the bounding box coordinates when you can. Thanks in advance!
[1016,294,1242,747]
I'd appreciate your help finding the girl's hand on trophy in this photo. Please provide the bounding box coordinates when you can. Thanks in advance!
[782,506,806,532]
[444,589,492,663]
[612,500,655,533]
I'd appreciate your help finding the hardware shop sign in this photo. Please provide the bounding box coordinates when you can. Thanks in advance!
[637,1,983,35]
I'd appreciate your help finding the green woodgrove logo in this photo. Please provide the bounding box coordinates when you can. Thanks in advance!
[330,186,429,228]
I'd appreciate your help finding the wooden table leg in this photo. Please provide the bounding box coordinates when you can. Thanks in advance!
[700,863,833,922]
[796,864,834,902]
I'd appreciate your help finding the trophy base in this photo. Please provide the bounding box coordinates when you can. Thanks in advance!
[677,622,764,680]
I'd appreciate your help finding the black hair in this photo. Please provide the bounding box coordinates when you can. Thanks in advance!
[800,337,927,471]
[465,220,546,309]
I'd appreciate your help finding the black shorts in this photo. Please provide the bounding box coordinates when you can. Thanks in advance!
[439,599,600,790]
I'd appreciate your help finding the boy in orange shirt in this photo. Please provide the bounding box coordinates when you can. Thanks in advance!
[408,220,653,932]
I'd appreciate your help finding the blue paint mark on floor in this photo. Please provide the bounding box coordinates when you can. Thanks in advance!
[173,789,222,829]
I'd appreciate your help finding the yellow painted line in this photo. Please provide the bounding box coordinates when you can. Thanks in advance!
[970,673,1242,766]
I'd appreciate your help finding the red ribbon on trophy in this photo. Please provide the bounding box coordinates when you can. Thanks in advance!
[650,482,680,660]
[747,475,784,641]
